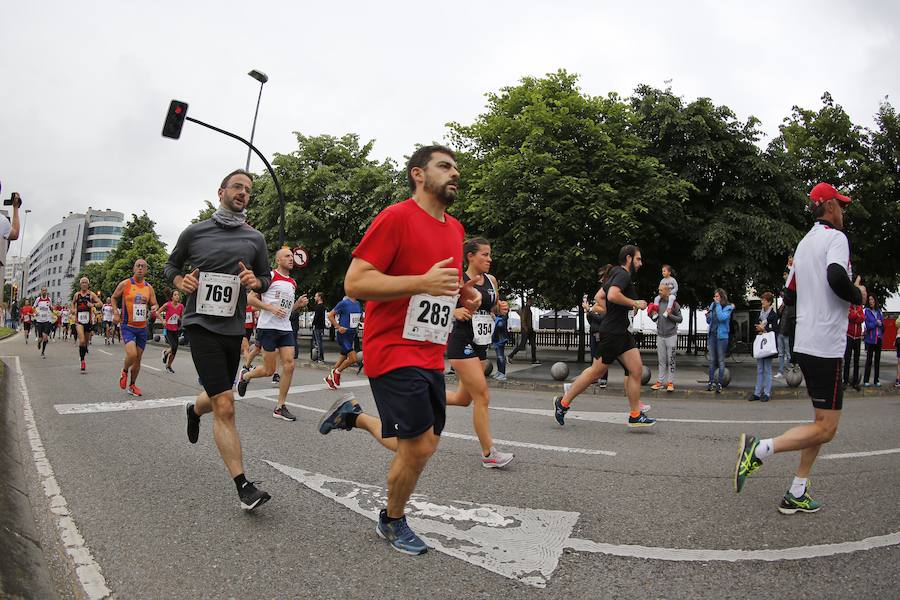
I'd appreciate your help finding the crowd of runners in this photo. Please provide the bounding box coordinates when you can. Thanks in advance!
[11,150,876,556]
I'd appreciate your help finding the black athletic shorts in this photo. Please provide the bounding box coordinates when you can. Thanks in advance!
[446,328,487,360]
[795,352,843,410]
[165,329,180,352]
[35,322,53,337]
[23,321,31,331]
[369,366,446,439]
[243,328,253,340]
[186,325,242,398]
[593,331,637,365]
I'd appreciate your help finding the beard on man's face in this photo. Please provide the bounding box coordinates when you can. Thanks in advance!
[425,177,458,206]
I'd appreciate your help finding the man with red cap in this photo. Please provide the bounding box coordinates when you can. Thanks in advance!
[733,182,865,514]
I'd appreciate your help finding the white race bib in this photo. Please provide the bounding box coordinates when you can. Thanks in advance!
[38,305,51,319]
[402,294,457,344]
[472,312,494,346]
[245,310,255,324]
[197,272,240,317]
[279,296,293,312]
[132,303,148,322]
[77,311,90,325]
[349,312,362,329]
[167,314,180,325]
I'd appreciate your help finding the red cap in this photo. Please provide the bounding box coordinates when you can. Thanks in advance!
[809,182,851,204]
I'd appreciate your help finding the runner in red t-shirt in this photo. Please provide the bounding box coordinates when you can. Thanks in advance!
[20,300,35,343]
[318,145,481,556]
[157,291,185,373]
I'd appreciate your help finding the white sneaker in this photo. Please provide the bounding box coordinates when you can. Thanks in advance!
[773,372,783,379]
[494,373,507,381]
[482,447,514,468]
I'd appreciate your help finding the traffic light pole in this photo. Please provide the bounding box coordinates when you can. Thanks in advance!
[184,116,286,246]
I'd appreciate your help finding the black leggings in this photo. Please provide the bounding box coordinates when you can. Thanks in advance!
[864,340,882,384]
[165,330,180,356]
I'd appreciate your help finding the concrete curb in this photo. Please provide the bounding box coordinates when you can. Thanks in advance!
[0,361,59,599]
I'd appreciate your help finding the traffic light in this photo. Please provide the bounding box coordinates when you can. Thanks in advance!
[162,100,189,139]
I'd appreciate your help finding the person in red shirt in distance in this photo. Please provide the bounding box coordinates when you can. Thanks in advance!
[318,145,480,556]
[843,302,865,391]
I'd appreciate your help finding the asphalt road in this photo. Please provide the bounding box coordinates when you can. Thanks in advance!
[4,331,899,599]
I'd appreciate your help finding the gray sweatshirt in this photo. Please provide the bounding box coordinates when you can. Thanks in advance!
[164,219,271,336]
[652,298,682,337]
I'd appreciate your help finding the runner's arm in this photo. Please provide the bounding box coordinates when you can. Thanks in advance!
[111,281,125,321]
[344,257,459,302]
[607,286,646,310]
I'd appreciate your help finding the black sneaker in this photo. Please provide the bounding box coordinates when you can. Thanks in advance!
[272,373,281,384]
[749,395,760,402]
[715,383,723,394]
[553,395,568,426]
[706,382,714,391]
[186,403,200,444]
[761,394,769,403]
[162,350,168,365]
[628,412,656,428]
[273,405,296,421]
[166,366,176,374]
[319,394,362,434]
[238,481,271,511]
[237,367,250,397]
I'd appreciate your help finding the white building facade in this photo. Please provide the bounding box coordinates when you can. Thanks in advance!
[25,208,124,302]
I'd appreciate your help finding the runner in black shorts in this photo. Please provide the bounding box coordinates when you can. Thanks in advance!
[164,168,273,512]
[318,145,478,555]
[554,245,656,428]
[735,182,865,514]
[444,237,513,468]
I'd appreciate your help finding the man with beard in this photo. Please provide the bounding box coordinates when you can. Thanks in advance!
[318,145,481,555]
[554,245,656,428]
[165,169,273,512]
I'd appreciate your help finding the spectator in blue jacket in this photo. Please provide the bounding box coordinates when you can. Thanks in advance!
[705,288,735,393]
[862,294,884,387]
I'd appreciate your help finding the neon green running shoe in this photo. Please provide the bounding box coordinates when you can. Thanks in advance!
[778,488,821,514]
[734,433,763,493]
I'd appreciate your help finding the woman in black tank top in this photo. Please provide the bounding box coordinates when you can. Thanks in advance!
[71,276,102,373]
[445,238,514,468]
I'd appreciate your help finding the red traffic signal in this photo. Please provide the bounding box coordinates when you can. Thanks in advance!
[162,100,189,139]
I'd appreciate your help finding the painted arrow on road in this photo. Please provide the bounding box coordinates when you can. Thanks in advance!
[266,461,900,588]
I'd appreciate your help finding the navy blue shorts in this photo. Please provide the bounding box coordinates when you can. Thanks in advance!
[255,328,294,351]
[336,330,357,354]
[369,367,446,439]
[121,325,148,350]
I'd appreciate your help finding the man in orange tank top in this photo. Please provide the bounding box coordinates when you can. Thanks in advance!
[112,258,159,396]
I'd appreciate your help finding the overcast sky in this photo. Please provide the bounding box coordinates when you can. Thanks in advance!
[2,0,897,260]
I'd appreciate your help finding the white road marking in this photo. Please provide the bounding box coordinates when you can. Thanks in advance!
[142,364,161,371]
[492,406,810,425]
[268,460,900,588]
[260,397,616,456]
[97,349,113,356]
[823,448,900,460]
[8,356,111,599]
[54,379,370,414]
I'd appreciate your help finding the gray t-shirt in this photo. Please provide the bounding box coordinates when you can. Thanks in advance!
[164,219,271,336]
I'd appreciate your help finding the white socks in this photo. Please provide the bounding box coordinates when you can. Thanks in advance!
[754,438,775,459]
[790,477,808,498]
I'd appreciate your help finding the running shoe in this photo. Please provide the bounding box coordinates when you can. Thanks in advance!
[162,350,168,365]
[749,395,760,402]
[166,366,175,374]
[734,433,762,493]
[238,481,271,511]
[716,383,723,394]
[376,509,427,555]
[706,382,714,391]
[650,381,663,391]
[237,367,250,397]
[553,395,568,426]
[773,372,783,379]
[332,369,342,386]
[761,395,770,403]
[119,369,128,390]
[666,382,674,393]
[628,412,656,427]
[186,403,200,444]
[481,447,514,468]
[778,489,821,515]
[272,373,281,384]
[318,394,362,434]
[494,373,507,382]
[80,360,86,373]
[598,379,607,389]
[324,372,337,390]
[127,384,142,397]
[273,405,297,422]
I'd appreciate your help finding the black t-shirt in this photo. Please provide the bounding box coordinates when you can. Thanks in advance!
[313,303,327,329]
[587,310,603,334]
[598,266,635,334]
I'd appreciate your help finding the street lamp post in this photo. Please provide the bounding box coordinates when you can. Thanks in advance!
[19,208,31,299]
[245,69,269,171]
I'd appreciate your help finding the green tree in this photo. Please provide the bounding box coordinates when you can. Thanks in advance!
[98,212,169,298]
[770,93,899,300]
[629,85,806,308]
[248,133,406,304]
[448,71,690,309]
[192,200,216,223]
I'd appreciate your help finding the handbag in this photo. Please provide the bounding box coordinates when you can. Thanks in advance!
[752,330,778,359]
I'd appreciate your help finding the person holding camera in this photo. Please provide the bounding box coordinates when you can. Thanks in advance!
[0,191,22,304]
